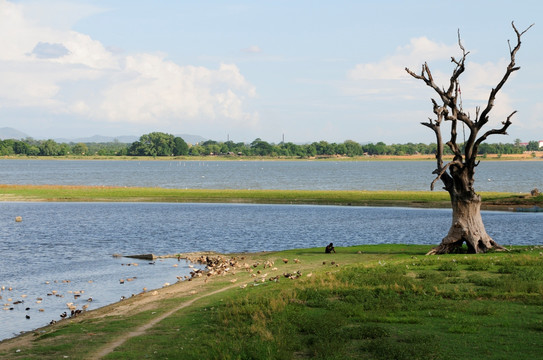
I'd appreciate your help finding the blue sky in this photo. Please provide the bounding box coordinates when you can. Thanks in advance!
[0,0,541,144]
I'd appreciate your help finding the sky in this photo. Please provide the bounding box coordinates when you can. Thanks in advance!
[0,0,542,144]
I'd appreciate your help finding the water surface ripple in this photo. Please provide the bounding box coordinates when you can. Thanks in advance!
[0,159,541,192]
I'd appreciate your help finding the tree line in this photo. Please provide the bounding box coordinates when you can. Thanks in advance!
[0,132,540,157]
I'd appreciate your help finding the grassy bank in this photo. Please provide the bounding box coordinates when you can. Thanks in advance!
[1,244,542,359]
[1,184,541,210]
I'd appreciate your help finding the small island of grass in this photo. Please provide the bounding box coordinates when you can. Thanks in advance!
[1,184,541,211]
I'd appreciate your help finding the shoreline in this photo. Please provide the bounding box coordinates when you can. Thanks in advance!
[0,250,288,346]
[2,152,543,161]
[0,255,204,343]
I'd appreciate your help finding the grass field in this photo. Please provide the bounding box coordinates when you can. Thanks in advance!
[1,184,541,210]
[1,244,542,359]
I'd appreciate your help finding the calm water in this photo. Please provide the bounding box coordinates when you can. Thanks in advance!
[1,202,542,340]
[0,159,541,192]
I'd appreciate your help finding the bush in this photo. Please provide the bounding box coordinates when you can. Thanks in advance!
[437,261,458,272]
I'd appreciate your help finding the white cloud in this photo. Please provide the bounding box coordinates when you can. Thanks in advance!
[348,37,458,81]
[0,0,258,128]
[460,60,509,101]
[343,34,529,143]
[346,36,516,112]
[98,55,257,126]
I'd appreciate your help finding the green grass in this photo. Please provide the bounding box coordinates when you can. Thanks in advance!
[108,246,543,360]
[3,245,542,359]
[1,184,538,210]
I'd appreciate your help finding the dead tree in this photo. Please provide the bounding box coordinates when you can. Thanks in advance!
[406,22,533,255]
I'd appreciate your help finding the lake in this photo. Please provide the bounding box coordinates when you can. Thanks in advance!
[0,159,541,192]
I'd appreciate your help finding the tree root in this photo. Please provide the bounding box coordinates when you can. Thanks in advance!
[426,237,507,255]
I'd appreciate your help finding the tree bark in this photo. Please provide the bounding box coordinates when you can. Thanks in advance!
[427,192,506,255]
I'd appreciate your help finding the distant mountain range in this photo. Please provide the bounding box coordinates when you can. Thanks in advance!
[0,127,28,140]
[0,127,207,145]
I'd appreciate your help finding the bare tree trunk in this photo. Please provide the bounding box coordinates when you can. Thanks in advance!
[427,192,506,255]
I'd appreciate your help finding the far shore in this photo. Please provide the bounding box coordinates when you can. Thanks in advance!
[2,151,543,162]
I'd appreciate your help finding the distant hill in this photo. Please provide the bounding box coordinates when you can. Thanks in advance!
[0,127,30,140]
[0,127,207,144]
[175,134,207,145]
[55,133,207,145]
[54,135,139,144]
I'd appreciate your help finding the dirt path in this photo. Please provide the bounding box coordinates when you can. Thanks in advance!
[89,283,238,359]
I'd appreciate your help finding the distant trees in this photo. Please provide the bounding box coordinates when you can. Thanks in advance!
[0,132,539,158]
[39,139,68,156]
[526,141,540,151]
[72,143,89,155]
[173,137,189,156]
[0,138,126,156]
[128,132,189,156]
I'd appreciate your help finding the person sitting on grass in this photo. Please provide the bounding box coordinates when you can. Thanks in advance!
[325,243,336,253]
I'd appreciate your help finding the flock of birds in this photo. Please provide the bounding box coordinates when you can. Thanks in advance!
[1,259,179,328]
[184,254,324,289]
[1,281,94,326]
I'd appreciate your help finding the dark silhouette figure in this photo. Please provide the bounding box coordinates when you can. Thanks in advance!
[325,243,336,253]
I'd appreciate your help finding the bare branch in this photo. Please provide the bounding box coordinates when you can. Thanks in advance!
[446,117,463,159]
[430,160,462,190]
[445,30,469,97]
[405,64,449,106]
[477,22,532,128]
[407,22,532,195]
[473,111,516,155]
[513,21,534,37]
